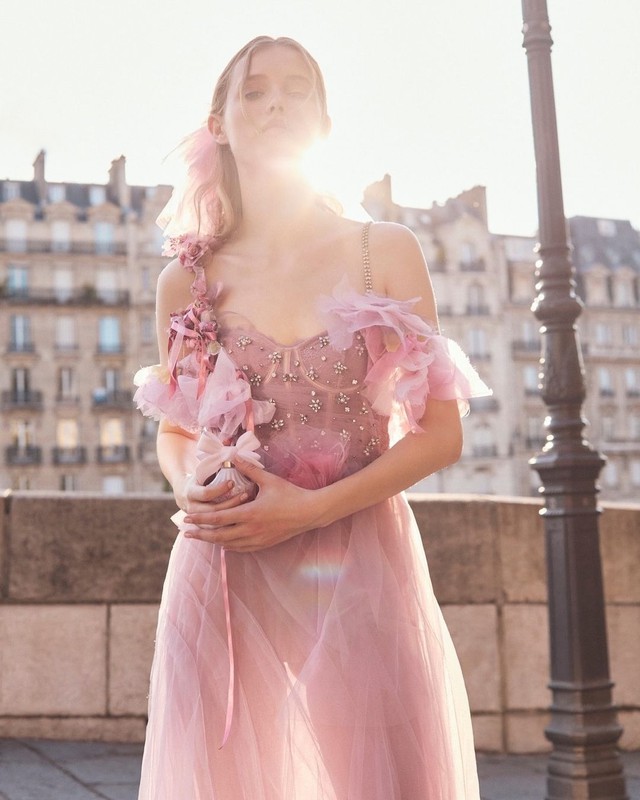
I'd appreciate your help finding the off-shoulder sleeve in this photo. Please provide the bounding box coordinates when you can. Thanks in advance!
[133,350,275,437]
[318,277,492,436]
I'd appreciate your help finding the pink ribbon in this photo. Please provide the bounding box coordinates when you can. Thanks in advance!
[194,429,263,486]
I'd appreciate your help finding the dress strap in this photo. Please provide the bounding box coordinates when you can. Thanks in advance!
[361,222,373,294]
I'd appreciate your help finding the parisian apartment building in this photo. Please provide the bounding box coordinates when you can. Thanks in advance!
[1,156,639,499]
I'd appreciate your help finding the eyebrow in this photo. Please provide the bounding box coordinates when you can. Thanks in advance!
[244,73,312,82]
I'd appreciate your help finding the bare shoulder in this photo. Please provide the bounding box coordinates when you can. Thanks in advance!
[157,257,194,297]
[368,222,437,322]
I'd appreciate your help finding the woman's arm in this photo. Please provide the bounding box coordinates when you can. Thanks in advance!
[153,260,247,514]
[182,224,465,550]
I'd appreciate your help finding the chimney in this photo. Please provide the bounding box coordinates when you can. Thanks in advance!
[108,155,130,209]
[33,150,46,203]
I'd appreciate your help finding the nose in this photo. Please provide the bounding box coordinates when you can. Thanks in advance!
[267,88,285,113]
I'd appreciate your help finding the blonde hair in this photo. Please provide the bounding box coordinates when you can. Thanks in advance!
[192,36,330,241]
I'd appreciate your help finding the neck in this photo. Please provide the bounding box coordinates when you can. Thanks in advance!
[234,163,321,250]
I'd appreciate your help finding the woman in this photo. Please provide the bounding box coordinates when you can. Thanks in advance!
[135,35,490,799]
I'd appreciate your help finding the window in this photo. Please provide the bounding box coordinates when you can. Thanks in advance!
[94,221,114,254]
[6,219,27,251]
[60,474,76,491]
[601,415,615,441]
[10,369,31,404]
[622,324,639,346]
[631,416,640,441]
[10,315,32,351]
[595,323,613,346]
[55,316,76,350]
[54,269,73,302]
[522,319,538,343]
[51,220,70,252]
[97,269,117,302]
[624,368,640,395]
[3,182,20,201]
[103,475,125,494]
[467,283,486,312]
[141,315,154,344]
[526,416,544,448]
[100,417,124,447]
[523,365,539,395]
[10,419,35,449]
[89,186,106,206]
[468,328,488,357]
[141,267,151,293]
[103,368,120,392]
[56,419,79,448]
[47,184,66,204]
[597,219,616,237]
[473,468,493,494]
[7,264,28,296]
[597,367,614,396]
[603,460,619,488]
[630,460,640,488]
[98,316,121,353]
[460,242,476,263]
[58,367,76,399]
[472,425,496,458]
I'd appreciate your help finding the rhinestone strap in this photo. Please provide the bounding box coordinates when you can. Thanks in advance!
[362,222,373,294]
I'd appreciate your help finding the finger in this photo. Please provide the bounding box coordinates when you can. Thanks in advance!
[184,500,251,529]
[232,456,269,483]
[190,480,236,503]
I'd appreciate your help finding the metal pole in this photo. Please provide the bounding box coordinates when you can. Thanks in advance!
[520,2,628,798]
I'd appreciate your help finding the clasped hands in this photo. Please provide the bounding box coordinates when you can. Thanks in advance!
[178,457,325,552]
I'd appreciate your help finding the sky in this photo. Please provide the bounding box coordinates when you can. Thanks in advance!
[1,0,638,236]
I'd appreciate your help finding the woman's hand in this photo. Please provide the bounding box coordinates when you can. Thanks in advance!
[174,471,249,519]
[181,457,326,552]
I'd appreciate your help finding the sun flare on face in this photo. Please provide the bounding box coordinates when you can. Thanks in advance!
[300,137,371,221]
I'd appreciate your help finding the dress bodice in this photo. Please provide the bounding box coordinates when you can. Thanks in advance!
[217,318,389,486]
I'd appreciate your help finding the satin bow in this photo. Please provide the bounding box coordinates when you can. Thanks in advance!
[194,429,264,485]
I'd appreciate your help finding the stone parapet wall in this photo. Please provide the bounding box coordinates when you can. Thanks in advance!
[1,491,638,752]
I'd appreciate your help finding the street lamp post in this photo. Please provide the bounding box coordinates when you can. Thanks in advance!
[520,2,628,798]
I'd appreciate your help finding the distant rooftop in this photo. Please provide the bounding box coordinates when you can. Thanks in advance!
[569,216,640,273]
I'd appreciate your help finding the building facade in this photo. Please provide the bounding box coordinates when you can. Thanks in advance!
[363,176,640,501]
[2,159,639,499]
[1,152,170,493]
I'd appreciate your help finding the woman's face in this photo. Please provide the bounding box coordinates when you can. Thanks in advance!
[212,44,328,169]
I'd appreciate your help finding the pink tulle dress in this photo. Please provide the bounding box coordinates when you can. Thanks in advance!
[134,228,491,799]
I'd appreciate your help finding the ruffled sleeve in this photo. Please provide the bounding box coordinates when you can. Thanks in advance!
[318,277,492,436]
[133,349,276,436]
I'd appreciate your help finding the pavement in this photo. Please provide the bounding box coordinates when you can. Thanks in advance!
[0,739,638,800]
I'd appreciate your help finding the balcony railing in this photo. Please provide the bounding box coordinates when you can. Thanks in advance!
[1,287,130,306]
[599,388,615,398]
[97,445,131,464]
[52,446,87,465]
[92,389,133,408]
[7,341,36,354]
[95,344,126,356]
[0,239,127,255]
[525,435,547,449]
[6,445,42,466]
[471,444,498,458]
[468,396,501,413]
[1,390,44,410]
[469,351,492,362]
[459,258,486,272]
[465,304,491,316]
[512,340,540,354]
[56,393,80,405]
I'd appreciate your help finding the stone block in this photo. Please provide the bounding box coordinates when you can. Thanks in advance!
[442,604,501,712]
[601,504,640,604]
[410,495,499,603]
[471,713,503,752]
[109,604,159,715]
[0,605,106,715]
[495,499,546,603]
[503,605,550,710]
[619,710,640,751]
[7,492,177,602]
[0,715,146,742]
[606,604,640,707]
[505,711,551,753]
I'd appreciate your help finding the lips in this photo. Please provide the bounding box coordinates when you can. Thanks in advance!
[262,120,289,133]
